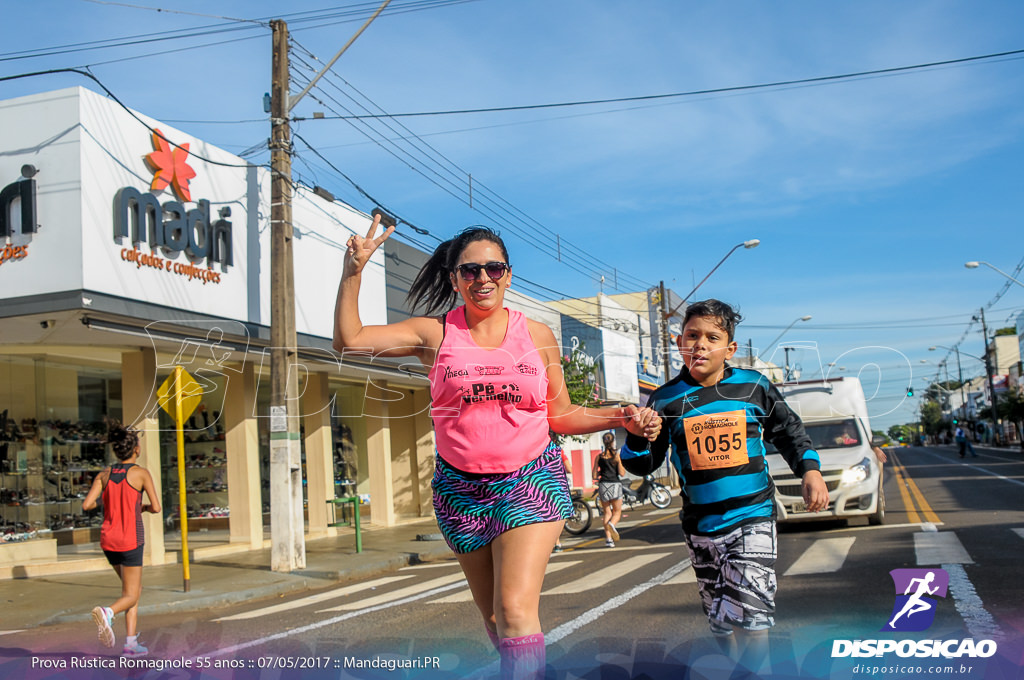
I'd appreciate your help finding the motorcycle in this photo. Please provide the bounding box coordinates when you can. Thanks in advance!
[624,474,672,509]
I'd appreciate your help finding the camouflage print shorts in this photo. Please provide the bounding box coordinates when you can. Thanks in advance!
[684,520,777,634]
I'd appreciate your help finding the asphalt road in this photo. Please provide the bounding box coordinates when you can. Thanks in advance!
[7,445,1024,679]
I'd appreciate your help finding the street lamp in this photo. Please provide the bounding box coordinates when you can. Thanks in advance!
[763,315,813,356]
[965,261,1024,289]
[659,238,760,375]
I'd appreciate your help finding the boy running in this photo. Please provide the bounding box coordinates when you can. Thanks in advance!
[621,299,828,672]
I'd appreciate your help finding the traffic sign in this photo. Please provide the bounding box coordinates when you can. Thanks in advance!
[157,368,203,423]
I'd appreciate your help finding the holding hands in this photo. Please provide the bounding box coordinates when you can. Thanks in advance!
[344,212,395,278]
[623,405,661,441]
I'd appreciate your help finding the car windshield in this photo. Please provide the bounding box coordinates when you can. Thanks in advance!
[764,418,862,453]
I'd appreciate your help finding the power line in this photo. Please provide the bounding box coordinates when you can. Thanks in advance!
[289,40,654,293]
[297,47,1024,120]
[0,68,260,170]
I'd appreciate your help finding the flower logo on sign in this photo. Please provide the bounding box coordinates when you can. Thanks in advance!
[145,128,197,202]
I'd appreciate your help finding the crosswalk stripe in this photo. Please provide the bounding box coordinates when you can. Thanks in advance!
[430,561,584,604]
[915,531,972,565]
[1012,528,1024,542]
[661,566,696,585]
[783,538,856,576]
[317,572,467,612]
[213,575,414,622]
[545,553,671,595]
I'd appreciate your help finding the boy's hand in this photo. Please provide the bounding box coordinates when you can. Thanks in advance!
[624,407,661,441]
[801,470,828,513]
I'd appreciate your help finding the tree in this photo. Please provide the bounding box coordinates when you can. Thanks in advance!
[996,387,1024,449]
[920,400,944,436]
[887,424,916,444]
[554,342,601,444]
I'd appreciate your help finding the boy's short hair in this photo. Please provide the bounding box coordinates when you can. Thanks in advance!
[683,299,742,341]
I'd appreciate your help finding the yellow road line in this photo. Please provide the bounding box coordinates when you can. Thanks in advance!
[564,509,678,551]
[889,453,940,524]
[890,456,921,524]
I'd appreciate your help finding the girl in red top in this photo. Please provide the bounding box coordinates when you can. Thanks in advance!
[82,423,161,656]
[335,215,660,679]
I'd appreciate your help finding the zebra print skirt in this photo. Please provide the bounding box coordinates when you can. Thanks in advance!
[432,443,573,554]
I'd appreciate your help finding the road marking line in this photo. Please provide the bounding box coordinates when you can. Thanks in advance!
[212,575,414,622]
[901,469,941,524]
[466,559,693,680]
[0,630,27,636]
[661,566,696,585]
[944,563,1003,640]
[960,462,1024,488]
[890,457,920,525]
[914,531,972,565]
[783,537,856,576]
[317,572,467,612]
[430,560,582,604]
[204,580,468,659]
[1013,528,1024,542]
[545,553,672,595]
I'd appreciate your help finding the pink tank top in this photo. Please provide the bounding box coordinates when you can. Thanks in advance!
[428,306,551,473]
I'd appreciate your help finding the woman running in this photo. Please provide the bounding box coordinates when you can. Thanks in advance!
[592,432,627,547]
[334,216,660,679]
[82,423,161,656]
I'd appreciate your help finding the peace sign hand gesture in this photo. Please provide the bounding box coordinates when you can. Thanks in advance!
[344,213,395,278]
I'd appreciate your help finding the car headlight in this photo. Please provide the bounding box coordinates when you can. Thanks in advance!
[840,458,872,486]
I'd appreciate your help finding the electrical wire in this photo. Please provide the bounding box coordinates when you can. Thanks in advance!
[0,68,260,170]
[289,40,654,293]
[298,48,1024,120]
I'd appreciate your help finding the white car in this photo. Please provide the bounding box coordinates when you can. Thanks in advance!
[765,377,885,525]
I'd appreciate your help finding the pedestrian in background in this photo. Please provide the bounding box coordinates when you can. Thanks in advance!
[955,424,978,458]
[334,215,660,679]
[591,432,626,547]
[82,423,161,656]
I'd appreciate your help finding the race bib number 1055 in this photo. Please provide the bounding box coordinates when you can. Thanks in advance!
[683,410,749,470]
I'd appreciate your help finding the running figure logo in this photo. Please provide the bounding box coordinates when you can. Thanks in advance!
[883,568,949,632]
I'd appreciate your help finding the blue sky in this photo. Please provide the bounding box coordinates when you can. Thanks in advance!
[3,0,1023,431]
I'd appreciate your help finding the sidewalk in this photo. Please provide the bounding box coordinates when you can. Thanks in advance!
[3,517,454,631]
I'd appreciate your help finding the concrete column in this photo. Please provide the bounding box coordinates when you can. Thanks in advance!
[303,372,335,537]
[224,362,262,549]
[121,349,165,565]
[413,389,434,517]
[364,380,396,526]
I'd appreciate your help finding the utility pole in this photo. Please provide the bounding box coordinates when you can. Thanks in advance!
[269,19,305,572]
[979,307,1001,445]
[658,281,672,382]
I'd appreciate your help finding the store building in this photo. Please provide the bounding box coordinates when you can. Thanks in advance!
[0,87,435,574]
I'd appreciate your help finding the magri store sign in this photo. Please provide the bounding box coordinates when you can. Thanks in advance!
[112,129,233,284]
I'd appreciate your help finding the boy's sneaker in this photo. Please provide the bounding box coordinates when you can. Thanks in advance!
[608,523,620,541]
[552,544,563,553]
[123,638,149,657]
[604,539,615,548]
[91,606,114,648]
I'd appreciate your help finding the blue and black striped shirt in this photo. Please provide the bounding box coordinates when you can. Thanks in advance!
[625,365,820,536]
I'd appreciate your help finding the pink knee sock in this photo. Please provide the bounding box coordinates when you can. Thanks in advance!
[486,626,500,650]
[499,633,545,680]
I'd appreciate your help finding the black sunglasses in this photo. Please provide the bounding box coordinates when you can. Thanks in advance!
[455,261,511,282]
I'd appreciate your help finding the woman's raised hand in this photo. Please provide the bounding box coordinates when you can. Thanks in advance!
[344,213,396,278]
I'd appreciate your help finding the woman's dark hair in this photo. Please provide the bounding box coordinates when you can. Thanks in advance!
[406,226,510,316]
[108,422,140,461]
[682,299,743,341]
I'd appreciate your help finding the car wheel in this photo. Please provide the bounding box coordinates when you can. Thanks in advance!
[868,476,885,526]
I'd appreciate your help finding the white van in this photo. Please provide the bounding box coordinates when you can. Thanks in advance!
[765,376,885,525]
